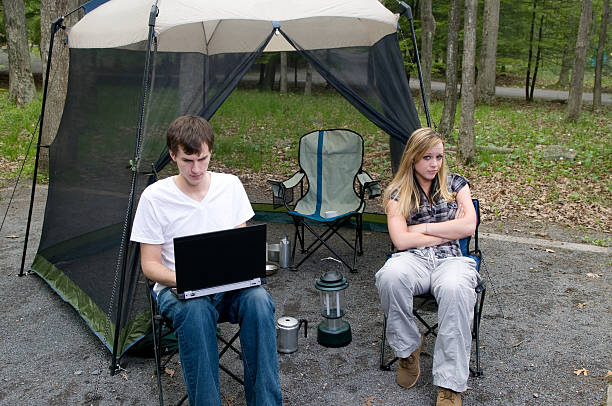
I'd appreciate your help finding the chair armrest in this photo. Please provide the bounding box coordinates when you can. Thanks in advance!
[268,171,304,196]
[267,171,304,206]
[357,172,381,199]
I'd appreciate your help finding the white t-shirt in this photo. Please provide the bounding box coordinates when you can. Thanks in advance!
[130,172,254,293]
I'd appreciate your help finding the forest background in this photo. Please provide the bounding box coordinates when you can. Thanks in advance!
[0,0,610,241]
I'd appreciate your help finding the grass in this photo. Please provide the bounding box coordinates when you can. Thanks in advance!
[1,85,610,231]
[0,88,42,185]
[211,87,611,198]
[211,89,386,173]
[210,87,611,231]
[451,100,611,196]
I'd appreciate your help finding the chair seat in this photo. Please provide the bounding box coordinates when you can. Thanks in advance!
[288,210,356,222]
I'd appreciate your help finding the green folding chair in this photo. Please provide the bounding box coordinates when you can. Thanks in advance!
[268,129,381,272]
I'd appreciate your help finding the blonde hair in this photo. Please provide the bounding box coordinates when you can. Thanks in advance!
[383,127,453,219]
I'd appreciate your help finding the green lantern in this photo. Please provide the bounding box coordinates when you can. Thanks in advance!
[314,258,352,348]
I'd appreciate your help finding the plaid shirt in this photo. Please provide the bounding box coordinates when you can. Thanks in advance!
[400,173,469,258]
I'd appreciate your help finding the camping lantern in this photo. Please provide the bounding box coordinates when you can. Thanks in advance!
[314,258,351,348]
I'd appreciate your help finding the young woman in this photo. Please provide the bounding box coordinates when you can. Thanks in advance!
[375,127,479,406]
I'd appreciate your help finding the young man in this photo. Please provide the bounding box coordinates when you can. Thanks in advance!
[131,115,282,406]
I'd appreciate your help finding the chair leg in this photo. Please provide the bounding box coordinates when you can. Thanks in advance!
[219,364,244,386]
[218,329,241,359]
[176,394,188,406]
[292,217,306,254]
[379,314,398,370]
[217,327,245,386]
[470,288,486,377]
[357,214,364,256]
[413,297,438,338]
[351,217,359,273]
[152,314,165,406]
[293,220,354,271]
[292,216,359,272]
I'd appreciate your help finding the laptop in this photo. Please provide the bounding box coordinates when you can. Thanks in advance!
[172,224,267,299]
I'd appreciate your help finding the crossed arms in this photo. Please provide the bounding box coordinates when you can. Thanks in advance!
[386,185,476,251]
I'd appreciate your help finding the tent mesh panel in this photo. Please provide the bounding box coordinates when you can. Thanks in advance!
[32,30,419,357]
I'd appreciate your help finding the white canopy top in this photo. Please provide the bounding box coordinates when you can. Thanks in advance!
[67,0,399,53]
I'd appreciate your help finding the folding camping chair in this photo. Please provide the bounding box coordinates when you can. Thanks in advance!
[146,283,244,406]
[267,129,381,272]
[378,199,486,377]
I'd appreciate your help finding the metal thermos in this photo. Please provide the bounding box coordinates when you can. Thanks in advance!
[279,235,291,269]
[276,316,307,354]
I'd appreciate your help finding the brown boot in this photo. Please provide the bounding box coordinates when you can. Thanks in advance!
[395,334,424,388]
[436,387,462,406]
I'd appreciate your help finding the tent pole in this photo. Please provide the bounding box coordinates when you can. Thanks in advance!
[109,2,159,375]
[19,17,65,277]
[398,2,432,128]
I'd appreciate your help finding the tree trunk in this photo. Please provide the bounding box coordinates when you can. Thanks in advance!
[593,0,609,107]
[304,62,312,96]
[3,0,37,107]
[258,63,265,90]
[529,15,544,101]
[39,0,81,171]
[179,54,204,115]
[476,0,500,104]
[294,55,298,89]
[567,0,593,121]
[262,55,277,90]
[525,0,537,101]
[556,44,573,87]
[280,51,287,94]
[459,0,477,164]
[438,0,462,138]
[420,0,435,104]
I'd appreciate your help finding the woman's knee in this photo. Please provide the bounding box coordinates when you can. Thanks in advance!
[376,258,415,293]
[434,269,477,303]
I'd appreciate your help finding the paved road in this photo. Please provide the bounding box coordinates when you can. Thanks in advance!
[1,50,610,104]
[422,78,611,104]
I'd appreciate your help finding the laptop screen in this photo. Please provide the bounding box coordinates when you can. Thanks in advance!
[173,224,267,296]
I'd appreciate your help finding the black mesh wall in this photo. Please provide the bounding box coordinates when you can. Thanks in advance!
[282,32,421,144]
[31,41,269,356]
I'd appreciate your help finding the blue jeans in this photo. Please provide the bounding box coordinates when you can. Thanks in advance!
[157,286,282,406]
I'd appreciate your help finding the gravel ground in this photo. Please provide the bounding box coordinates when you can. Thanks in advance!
[1,183,610,406]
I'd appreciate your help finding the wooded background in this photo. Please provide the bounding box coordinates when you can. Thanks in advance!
[0,0,610,167]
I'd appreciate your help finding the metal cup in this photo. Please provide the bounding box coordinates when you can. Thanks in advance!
[276,316,308,354]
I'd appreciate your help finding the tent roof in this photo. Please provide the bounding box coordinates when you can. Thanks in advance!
[67,0,399,53]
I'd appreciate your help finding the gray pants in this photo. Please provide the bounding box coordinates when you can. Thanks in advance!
[375,249,478,392]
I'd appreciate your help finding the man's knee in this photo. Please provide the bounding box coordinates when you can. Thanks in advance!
[174,296,217,327]
[240,287,275,316]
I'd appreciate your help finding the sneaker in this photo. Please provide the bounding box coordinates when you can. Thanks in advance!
[395,334,424,388]
[436,387,462,406]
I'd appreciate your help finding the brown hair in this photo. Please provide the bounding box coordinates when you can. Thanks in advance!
[166,115,214,155]
[383,127,452,218]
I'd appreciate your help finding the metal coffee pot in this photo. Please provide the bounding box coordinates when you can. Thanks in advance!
[276,316,307,354]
